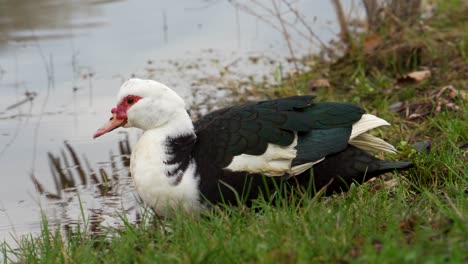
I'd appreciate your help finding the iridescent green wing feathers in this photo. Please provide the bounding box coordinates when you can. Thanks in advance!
[194,96,365,168]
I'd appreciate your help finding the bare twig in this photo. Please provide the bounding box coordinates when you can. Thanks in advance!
[443,193,464,221]
[184,0,221,11]
[389,0,422,26]
[231,1,283,32]
[31,35,54,172]
[4,92,37,111]
[162,9,168,44]
[331,0,352,47]
[281,0,327,50]
[0,101,33,159]
[271,0,299,72]
[230,0,321,50]
[362,0,382,32]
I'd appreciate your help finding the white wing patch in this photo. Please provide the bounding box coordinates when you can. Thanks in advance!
[225,114,397,177]
[350,114,390,140]
[349,133,397,154]
[349,114,397,154]
[226,135,299,176]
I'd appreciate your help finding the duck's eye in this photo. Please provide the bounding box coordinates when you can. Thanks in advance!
[126,97,135,104]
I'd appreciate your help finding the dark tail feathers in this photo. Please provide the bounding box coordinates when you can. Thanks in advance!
[308,145,412,195]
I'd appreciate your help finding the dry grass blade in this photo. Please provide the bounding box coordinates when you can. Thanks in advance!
[47,153,61,197]
[60,149,75,185]
[110,151,119,181]
[48,152,74,190]
[64,141,86,185]
[118,133,132,168]
[30,174,45,194]
[83,155,97,185]
[98,168,111,195]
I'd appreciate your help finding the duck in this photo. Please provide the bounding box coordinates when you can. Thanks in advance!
[93,78,411,215]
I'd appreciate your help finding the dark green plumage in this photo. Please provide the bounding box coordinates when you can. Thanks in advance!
[293,127,351,166]
[192,95,412,206]
[195,95,365,168]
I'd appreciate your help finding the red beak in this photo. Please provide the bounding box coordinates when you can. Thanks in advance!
[93,114,127,139]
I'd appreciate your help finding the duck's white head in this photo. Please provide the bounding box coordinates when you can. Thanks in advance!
[94,78,186,138]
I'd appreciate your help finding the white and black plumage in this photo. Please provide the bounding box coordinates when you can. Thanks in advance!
[94,78,412,215]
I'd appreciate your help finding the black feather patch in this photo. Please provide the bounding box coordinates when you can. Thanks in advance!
[293,127,351,166]
[311,145,413,194]
[164,134,197,185]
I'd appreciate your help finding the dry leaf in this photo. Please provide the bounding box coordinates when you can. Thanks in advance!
[436,85,466,100]
[408,113,423,120]
[383,178,399,189]
[407,70,431,81]
[363,33,382,54]
[397,70,431,83]
[308,78,330,88]
[308,79,332,93]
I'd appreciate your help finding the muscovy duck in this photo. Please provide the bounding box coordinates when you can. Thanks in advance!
[94,78,411,215]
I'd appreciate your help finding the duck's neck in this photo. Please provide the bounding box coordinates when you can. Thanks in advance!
[130,110,200,214]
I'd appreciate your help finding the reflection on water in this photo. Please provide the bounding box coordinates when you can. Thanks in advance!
[31,133,131,199]
[0,0,121,49]
[29,133,139,239]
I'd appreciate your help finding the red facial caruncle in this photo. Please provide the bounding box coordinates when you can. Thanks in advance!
[93,95,141,139]
[112,95,141,119]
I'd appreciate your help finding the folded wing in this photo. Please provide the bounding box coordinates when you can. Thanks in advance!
[194,96,394,177]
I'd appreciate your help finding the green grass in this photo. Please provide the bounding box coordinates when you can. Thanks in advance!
[2,1,467,263]
[3,109,466,263]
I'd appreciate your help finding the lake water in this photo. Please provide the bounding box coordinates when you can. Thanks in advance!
[0,0,349,246]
